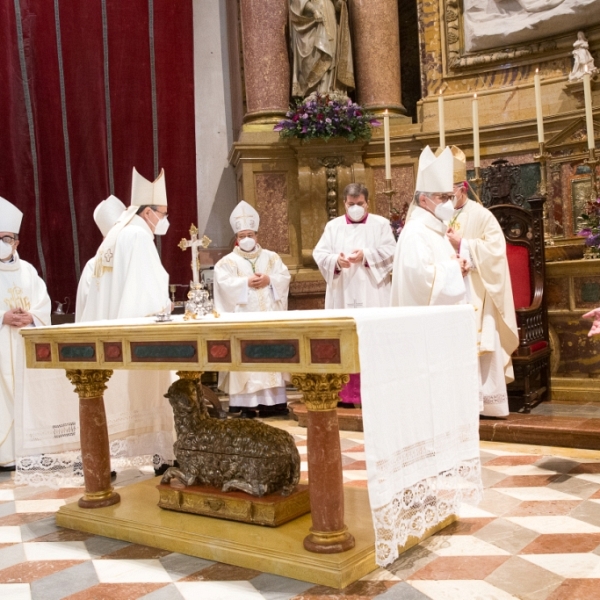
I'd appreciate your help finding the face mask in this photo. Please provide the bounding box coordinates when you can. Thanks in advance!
[152,213,170,236]
[347,205,366,222]
[434,200,455,222]
[0,240,13,261]
[238,237,256,252]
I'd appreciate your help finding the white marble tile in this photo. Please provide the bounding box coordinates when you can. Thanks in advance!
[92,559,172,583]
[342,451,366,461]
[457,503,495,518]
[0,526,22,544]
[572,473,600,485]
[341,470,368,481]
[521,553,600,578]
[408,579,519,599]
[0,584,32,600]
[24,541,90,561]
[14,499,65,513]
[422,535,510,556]
[484,465,558,476]
[175,580,265,599]
[359,567,401,581]
[494,487,580,501]
[506,516,600,534]
[0,489,15,502]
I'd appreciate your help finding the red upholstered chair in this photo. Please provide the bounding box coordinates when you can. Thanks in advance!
[483,159,551,413]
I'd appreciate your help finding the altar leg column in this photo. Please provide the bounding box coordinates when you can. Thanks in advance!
[239,0,289,122]
[292,374,355,553]
[66,370,120,509]
[350,0,406,115]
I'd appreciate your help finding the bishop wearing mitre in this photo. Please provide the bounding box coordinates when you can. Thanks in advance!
[214,201,291,419]
[0,197,51,469]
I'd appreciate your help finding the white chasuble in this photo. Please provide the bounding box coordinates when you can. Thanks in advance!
[453,200,519,416]
[313,214,396,309]
[74,257,94,322]
[0,256,51,466]
[214,246,291,405]
[391,206,466,307]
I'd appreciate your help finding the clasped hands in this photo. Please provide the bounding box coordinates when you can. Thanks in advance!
[247,273,270,289]
[2,308,34,328]
[337,249,364,269]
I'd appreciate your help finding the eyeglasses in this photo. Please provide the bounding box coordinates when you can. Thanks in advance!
[0,235,16,244]
[430,194,455,202]
[152,208,168,218]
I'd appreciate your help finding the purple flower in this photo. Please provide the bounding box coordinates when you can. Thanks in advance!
[586,234,600,246]
[579,228,592,237]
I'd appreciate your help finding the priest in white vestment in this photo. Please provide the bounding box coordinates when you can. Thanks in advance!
[390,146,468,307]
[446,147,519,417]
[214,201,291,419]
[75,195,125,321]
[313,182,396,405]
[0,198,51,469]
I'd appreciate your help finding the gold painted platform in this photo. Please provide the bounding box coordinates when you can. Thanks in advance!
[156,482,311,527]
[56,476,456,588]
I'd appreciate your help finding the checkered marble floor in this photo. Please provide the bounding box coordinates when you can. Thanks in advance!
[3,423,600,599]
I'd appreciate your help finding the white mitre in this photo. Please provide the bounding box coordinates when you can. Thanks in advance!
[93,195,126,237]
[230,200,259,233]
[415,146,453,193]
[0,197,23,234]
[131,167,167,207]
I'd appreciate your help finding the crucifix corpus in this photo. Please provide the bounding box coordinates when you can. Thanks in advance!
[178,224,211,285]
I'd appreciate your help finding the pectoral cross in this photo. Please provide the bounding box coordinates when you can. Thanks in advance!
[348,299,363,308]
[178,224,211,285]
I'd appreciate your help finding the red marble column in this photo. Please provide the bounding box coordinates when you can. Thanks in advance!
[66,370,120,509]
[350,0,406,114]
[239,0,290,121]
[292,373,355,553]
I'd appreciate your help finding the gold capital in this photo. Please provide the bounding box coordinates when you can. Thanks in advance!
[66,369,113,399]
[291,373,349,411]
[176,370,204,382]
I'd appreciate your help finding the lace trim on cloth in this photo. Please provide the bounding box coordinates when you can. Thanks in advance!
[371,457,483,567]
[15,433,174,488]
[483,392,508,405]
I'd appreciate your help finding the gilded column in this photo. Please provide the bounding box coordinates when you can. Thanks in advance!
[350,0,406,114]
[291,373,355,553]
[66,369,120,509]
[239,0,290,122]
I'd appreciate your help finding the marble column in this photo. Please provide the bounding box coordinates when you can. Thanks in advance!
[66,369,120,509]
[239,0,290,121]
[291,373,355,554]
[350,0,406,114]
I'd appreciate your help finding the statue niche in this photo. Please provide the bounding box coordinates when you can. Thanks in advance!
[289,0,355,98]
[161,379,301,497]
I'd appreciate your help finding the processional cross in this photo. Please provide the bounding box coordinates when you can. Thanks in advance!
[178,224,211,285]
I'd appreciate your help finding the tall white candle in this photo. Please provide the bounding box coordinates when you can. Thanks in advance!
[534,68,544,144]
[438,91,445,149]
[383,109,391,180]
[584,70,595,150]
[473,93,480,168]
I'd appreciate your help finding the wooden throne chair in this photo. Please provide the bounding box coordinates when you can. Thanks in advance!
[481,159,551,413]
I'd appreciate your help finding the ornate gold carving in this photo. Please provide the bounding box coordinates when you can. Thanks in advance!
[176,370,204,382]
[66,369,113,398]
[291,373,350,411]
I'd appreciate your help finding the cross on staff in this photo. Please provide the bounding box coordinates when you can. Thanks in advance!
[178,224,211,285]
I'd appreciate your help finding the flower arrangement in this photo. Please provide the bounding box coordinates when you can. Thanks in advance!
[577,197,600,258]
[274,91,380,142]
[390,204,408,241]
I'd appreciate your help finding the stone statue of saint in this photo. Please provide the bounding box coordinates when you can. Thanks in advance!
[289,0,355,98]
[569,31,598,81]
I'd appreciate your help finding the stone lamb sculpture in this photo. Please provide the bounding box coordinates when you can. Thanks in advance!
[161,378,300,497]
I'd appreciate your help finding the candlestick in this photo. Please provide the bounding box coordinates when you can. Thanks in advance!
[383,110,391,180]
[534,142,553,243]
[472,94,480,168]
[534,68,544,144]
[438,91,445,149]
[584,70,595,150]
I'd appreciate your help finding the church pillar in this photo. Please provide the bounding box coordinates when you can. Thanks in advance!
[350,0,406,115]
[239,0,289,122]
[291,374,356,553]
[66,369,120,509]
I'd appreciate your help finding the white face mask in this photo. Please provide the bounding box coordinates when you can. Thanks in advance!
[0,240,14,261]
[238,237,256,252]
[434,200,455,222]
[151,211,170,236]
[347,205,366,222]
